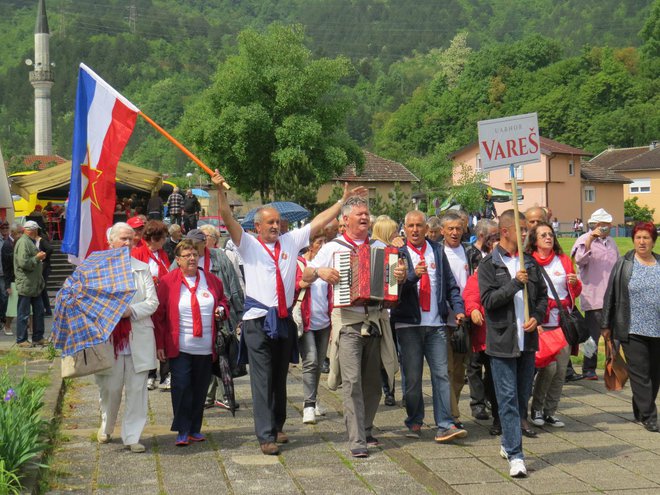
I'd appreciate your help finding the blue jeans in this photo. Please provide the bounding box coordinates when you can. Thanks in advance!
[16,295,44,344]
[490,351,536,461]
[397,325,453,430]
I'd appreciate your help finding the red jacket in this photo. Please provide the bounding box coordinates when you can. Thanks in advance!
[131,243,170,282]
[463,272,486,353]
[152,268,229,360]
[294,256,332,332]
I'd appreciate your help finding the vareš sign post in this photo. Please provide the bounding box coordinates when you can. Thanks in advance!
[478,112,541,320]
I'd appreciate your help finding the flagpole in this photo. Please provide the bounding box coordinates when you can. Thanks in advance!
[138,112,231,190]
[510,164,529,321]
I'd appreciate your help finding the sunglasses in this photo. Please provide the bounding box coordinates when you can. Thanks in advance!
[538,232,555,239]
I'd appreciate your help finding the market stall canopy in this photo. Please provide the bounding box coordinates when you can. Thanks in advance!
[10,160,164,201]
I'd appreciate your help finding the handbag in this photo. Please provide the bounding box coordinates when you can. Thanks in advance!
[61,340,114,378]
[540,268,589,346]
[450,320,470,354]
[535,328,568,368]
[604,339,629,391]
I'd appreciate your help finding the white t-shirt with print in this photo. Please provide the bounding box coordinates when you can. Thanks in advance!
[543,256,568,328]
[178,272,215,355]
[396,240,441,329]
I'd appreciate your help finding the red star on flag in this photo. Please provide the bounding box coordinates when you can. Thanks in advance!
[80,149,103,211]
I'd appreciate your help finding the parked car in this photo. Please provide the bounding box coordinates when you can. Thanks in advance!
[197,216,229,235]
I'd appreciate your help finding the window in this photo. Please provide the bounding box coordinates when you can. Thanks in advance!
[368,188,377,208]
[584,186,595,203]
[568,160,574,176]
[630,178,651,194]
[515,187,523,203]
[476,153,482,172]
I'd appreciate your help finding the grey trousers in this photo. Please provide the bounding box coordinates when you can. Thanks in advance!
[531,339,570,416]
[299,326,331,408]
[338,323,382,451]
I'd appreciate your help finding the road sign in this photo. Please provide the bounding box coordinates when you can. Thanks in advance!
[478,113,540,171]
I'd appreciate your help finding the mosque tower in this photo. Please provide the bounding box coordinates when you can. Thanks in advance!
[29,0,54,156]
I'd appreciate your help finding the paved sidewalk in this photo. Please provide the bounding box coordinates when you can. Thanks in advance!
[40,354,660,495]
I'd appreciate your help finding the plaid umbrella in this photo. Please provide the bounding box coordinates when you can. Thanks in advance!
[241,201,310,230]
[51,247,136,357]
[212,323,237,416]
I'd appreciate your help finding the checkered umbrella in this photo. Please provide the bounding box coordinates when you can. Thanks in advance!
[241,201,310,230]
[51,247,136,357]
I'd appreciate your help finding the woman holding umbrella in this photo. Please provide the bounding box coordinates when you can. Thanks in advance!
[96,222,159,453]
[153,239,229,446]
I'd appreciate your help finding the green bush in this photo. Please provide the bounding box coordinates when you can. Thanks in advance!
[0,459,21,495]
[0,372,47,473]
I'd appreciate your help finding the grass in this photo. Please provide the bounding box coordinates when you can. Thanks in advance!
[557,236,635,255]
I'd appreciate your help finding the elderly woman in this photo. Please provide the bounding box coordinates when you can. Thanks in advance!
[525,222,582,428]
[602,222,660,433]
[96,222,159,453]
[132,220,171,390]
[153,239,229,445]
[295,229,332,424]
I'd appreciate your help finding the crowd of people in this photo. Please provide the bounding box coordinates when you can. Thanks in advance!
[15,173,654,479]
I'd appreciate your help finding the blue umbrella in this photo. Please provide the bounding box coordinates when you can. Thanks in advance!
[241,201,310,230]
[191,188,210,198]
[51,247,136,357]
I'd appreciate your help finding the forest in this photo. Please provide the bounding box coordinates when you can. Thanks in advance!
[0,0,658,206]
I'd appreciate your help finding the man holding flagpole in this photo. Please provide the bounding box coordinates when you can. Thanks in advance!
[212,170,366,455]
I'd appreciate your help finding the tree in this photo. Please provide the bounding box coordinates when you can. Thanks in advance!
[450,164,487,214]
[624,196,656,222]
[181,24,363,207]
[385,182,411,223]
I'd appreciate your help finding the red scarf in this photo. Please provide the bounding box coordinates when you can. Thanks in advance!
[111,318,132,358]
[181,270,203,337]
[342,233,366,249]
[407,240,431,312]
[258,237,288,318]
[532,249,556,266]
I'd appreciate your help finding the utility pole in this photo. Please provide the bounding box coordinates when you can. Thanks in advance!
[126,4,137,34]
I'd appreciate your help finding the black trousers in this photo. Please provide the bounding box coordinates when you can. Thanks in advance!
[622,334,660,425]
[470,350,499,420]
[243,317,295,444]
[582,309,603,373]
[169,353,212,435]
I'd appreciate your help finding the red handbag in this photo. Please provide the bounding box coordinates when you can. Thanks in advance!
[535,327,568,368]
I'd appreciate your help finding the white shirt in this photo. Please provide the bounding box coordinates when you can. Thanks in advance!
[396,240,441,329]
[148,251,162,278]
[444,244,468,327]
[238,224,311,320]
[543,256,568,328]
[309,235,366,314]
[309,278,330,330]
[178,272,214,355]
[501,252,525,352]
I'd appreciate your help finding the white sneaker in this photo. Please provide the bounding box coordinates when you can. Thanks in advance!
[314,401,327,416]
[147,378,156,390]
[509,458,527,478]
[302,406,317,424]
[499,445,508,460]
[160,375,171,390]
[97,428,111,444]
[530,409,545,427]
[543,414,565,428]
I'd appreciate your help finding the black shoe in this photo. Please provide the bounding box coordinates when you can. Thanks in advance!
[454,421,465,430]
[565,373,584,382]
[321,358,330,374]
[521,426,538,438]
[489,422,502,436]
[473,409,490,421]
[643,421,659,432]
[384,394,396,406]
[366,435,380,447]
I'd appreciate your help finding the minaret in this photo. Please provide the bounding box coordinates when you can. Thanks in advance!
[30,0,54,156]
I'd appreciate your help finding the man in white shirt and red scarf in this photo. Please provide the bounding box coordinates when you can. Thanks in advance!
[302,197,407,458]
[212,170,366,456]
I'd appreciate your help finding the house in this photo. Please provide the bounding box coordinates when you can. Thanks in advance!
[449,137,627,228]
[588,143,660,222]
[580,161,632,227]
[317,151,420,210]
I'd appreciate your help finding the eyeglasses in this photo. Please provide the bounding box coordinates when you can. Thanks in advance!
[177,253,199,259]
[538,232,555,239]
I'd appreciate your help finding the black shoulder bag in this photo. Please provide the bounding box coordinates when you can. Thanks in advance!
[540,268,589,346]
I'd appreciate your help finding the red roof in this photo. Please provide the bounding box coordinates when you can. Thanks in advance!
[450,137,591,159]
[334,151,419,183]
[23,155,67,169]
[580,162,632,184]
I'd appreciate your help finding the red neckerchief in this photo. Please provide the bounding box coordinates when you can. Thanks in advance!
[180,269,203,337]
[532,250,556,267]
[407,240,431,312]
[147,248,169,280]
[257,237,288,318]
[342,233,367,249]
[111,318,132,357]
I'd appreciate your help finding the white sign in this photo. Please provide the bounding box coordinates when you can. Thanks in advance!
[477,113,541,171]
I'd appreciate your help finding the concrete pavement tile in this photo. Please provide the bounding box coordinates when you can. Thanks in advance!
[231,478,301,494]
[364,473,433,494]
[604,489,660,495]
[402,442,473,459]
[452,482,529,495]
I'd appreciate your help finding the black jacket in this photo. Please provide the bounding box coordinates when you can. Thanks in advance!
[2,237,15,285]
[390,240,465,326]
[601,250,660,342]
[478,245,548,358]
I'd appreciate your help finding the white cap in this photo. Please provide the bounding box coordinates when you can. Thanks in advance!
[588,208,612,224]
[23,220,40,231]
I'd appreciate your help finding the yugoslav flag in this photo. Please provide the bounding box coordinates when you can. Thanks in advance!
[62,63,139,264]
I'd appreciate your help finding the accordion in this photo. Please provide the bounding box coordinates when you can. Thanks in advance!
[332,244,399,308]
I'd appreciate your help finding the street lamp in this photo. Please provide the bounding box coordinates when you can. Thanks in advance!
[186,172,193,188]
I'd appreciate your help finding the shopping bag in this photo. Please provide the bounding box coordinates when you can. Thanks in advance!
[535,327,568,368]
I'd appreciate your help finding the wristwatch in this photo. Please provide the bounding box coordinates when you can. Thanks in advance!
[313,268,319,279]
